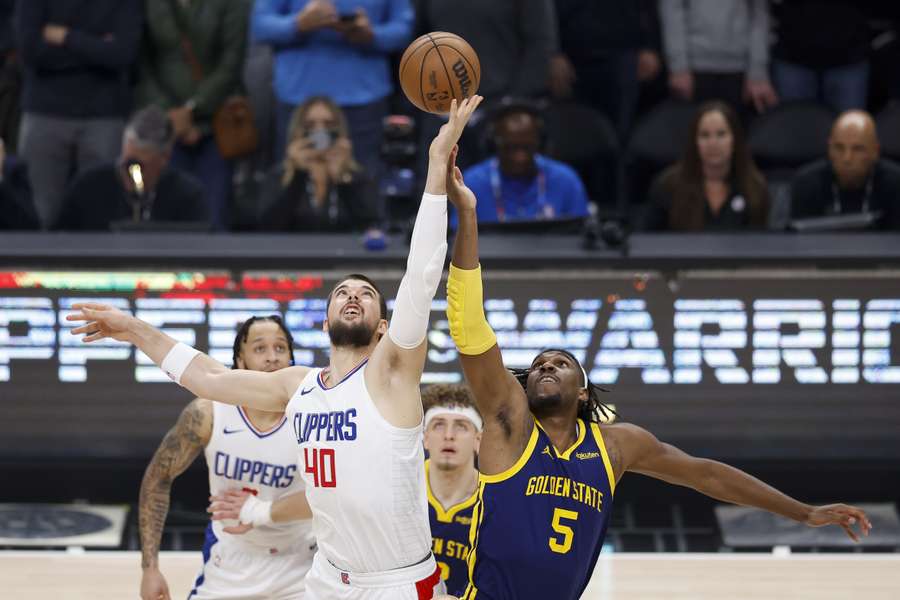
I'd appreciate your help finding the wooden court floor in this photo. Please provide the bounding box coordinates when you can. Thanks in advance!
[2,551,899,599]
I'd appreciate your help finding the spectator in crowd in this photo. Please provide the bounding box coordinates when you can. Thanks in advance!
[770,1,871,113]
[136,0,248,231]
[457,101,590,226]
[640,100,769,231]
[0,137,38,229]
[57,106,208,231]
[790,110,900,230]
[252,0,413,175]
[256,96,375,231]
[550,0,661,136]
[14,0,143,229]
[659,0,777,115]
[415,0,557,169]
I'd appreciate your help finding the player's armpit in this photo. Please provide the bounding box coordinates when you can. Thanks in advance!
[139,398,212,569]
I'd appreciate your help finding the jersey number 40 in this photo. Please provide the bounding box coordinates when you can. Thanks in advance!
[304,447,337,487]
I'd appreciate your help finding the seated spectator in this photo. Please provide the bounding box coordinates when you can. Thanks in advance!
[252,0,412,174]
[15,0,143,228]
[457,102,590,226]
[640,101,769,231]
[0,137,38,229]
[137,0,248,231]
[770,1,870,113]
[659,0,777,116]
[57,107,208,231]
[791,110,900,230]
[256,96,375,231]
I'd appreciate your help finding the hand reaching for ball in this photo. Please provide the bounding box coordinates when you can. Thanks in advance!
[446,146,476,213]
[429,96,483,160]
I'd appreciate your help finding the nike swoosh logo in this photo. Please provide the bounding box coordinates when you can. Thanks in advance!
[300,387,315,395]
[223,428,243,435]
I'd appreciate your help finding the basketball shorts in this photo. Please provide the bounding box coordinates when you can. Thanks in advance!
[188,536,316,599]
[305,551,446,600]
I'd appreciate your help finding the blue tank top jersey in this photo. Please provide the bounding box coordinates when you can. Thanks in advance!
[426,459,478,598]
[462,419,616,600]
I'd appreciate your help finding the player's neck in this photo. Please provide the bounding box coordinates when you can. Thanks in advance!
[429,463,479,509]
[326,343,375,384]
[537,413,580,453]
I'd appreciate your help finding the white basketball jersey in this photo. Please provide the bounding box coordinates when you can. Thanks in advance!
[205,402,314,552]
[285,359,432,573]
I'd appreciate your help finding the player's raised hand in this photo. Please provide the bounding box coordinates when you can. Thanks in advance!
[66,302,134,343]
[805,503,872,542]
[446,146,476,213]
[429,95,483,159]
[140,567,172,600]
[208,489,254,534]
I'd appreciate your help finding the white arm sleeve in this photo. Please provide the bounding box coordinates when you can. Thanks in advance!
[388,192,448,349]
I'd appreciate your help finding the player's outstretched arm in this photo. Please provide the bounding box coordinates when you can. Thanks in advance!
[139,398,212,600]
[208,487,312,534]
[372,96,484,386]
[446,154,533,473]
[66,303,305,411]
[611,423,872,541]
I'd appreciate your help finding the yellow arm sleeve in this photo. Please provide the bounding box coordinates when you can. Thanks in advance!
[446,263,497,356]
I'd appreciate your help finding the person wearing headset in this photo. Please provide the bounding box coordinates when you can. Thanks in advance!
[451,100,590,227]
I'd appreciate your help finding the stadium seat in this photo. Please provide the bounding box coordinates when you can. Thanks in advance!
[543,101,620,212]
[876,102,900,162]
[623,99,696,222]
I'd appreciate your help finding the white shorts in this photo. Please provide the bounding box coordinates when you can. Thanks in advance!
[305,552,445,600]
[188,533,315,599]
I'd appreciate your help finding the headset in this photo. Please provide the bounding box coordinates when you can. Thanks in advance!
[482,97,549,155]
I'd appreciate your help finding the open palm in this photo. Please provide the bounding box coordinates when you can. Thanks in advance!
[66,302,134,343]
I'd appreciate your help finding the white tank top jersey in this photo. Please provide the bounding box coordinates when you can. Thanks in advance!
[285,359,432,573]
[205,401,314,552]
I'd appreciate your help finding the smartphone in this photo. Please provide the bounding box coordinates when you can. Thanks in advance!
[338,13,356,23]
[307,128,335,151]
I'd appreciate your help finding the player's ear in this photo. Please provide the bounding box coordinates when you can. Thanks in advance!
[322,319,330,333]
[377,319,388,335]
[474,431,482,454]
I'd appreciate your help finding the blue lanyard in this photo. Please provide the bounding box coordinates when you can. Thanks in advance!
[489,157,552,221]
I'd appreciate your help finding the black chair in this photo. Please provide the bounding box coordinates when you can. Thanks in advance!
[543,101,620,214]
[623,100,696,221]
[747,102,834,229]
[876,102,900,162]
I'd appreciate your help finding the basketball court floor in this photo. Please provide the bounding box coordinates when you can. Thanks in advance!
[3,551,899,599]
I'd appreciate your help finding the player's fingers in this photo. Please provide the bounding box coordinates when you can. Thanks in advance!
[453,166,463,183]
[69,322,96,334]
[64,312,87,322]
[842,523,860,542]
[82,331,106,343]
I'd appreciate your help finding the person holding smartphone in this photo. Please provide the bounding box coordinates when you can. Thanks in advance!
[257,96,377,232]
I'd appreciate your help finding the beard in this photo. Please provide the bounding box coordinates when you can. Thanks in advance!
[328,318,376,348]
[527,389,565,417]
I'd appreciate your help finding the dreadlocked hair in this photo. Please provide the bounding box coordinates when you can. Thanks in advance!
[511,349,618,424]
[232,315,296,369]
[421,383,480,416]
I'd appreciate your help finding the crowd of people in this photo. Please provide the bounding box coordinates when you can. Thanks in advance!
[1,0,899,233]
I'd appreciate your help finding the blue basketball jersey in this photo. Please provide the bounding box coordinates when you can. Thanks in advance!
[426,459,478,597]
[463,419,616,600]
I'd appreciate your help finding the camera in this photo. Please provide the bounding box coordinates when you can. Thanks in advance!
[379,115,418,227]
[307,128,337,151]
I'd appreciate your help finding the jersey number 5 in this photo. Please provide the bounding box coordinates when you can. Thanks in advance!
[549,508,579,554]
[304,447,337,487]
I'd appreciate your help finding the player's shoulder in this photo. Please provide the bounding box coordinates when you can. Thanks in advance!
[598,422,657,449]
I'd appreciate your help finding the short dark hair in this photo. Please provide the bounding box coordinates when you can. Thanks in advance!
[421,383,480,415]
[326,274,387,320]
[124,105,175,152]
[231,315,296,369]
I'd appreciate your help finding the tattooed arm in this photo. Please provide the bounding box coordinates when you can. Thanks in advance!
[139,398,212,600]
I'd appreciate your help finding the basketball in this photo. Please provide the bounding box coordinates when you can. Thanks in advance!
[398,32,481,114]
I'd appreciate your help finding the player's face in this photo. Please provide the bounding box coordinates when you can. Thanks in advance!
[525,351,584,417]
[696,110,734,173]
[235,321,291,372]
[424,414,480,471]
[325,279,386,348]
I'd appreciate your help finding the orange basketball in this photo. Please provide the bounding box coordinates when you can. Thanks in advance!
[398,32,481,114]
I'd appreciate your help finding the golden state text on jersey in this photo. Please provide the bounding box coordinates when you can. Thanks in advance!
[426,459,478,597]
[463,419,616,600]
